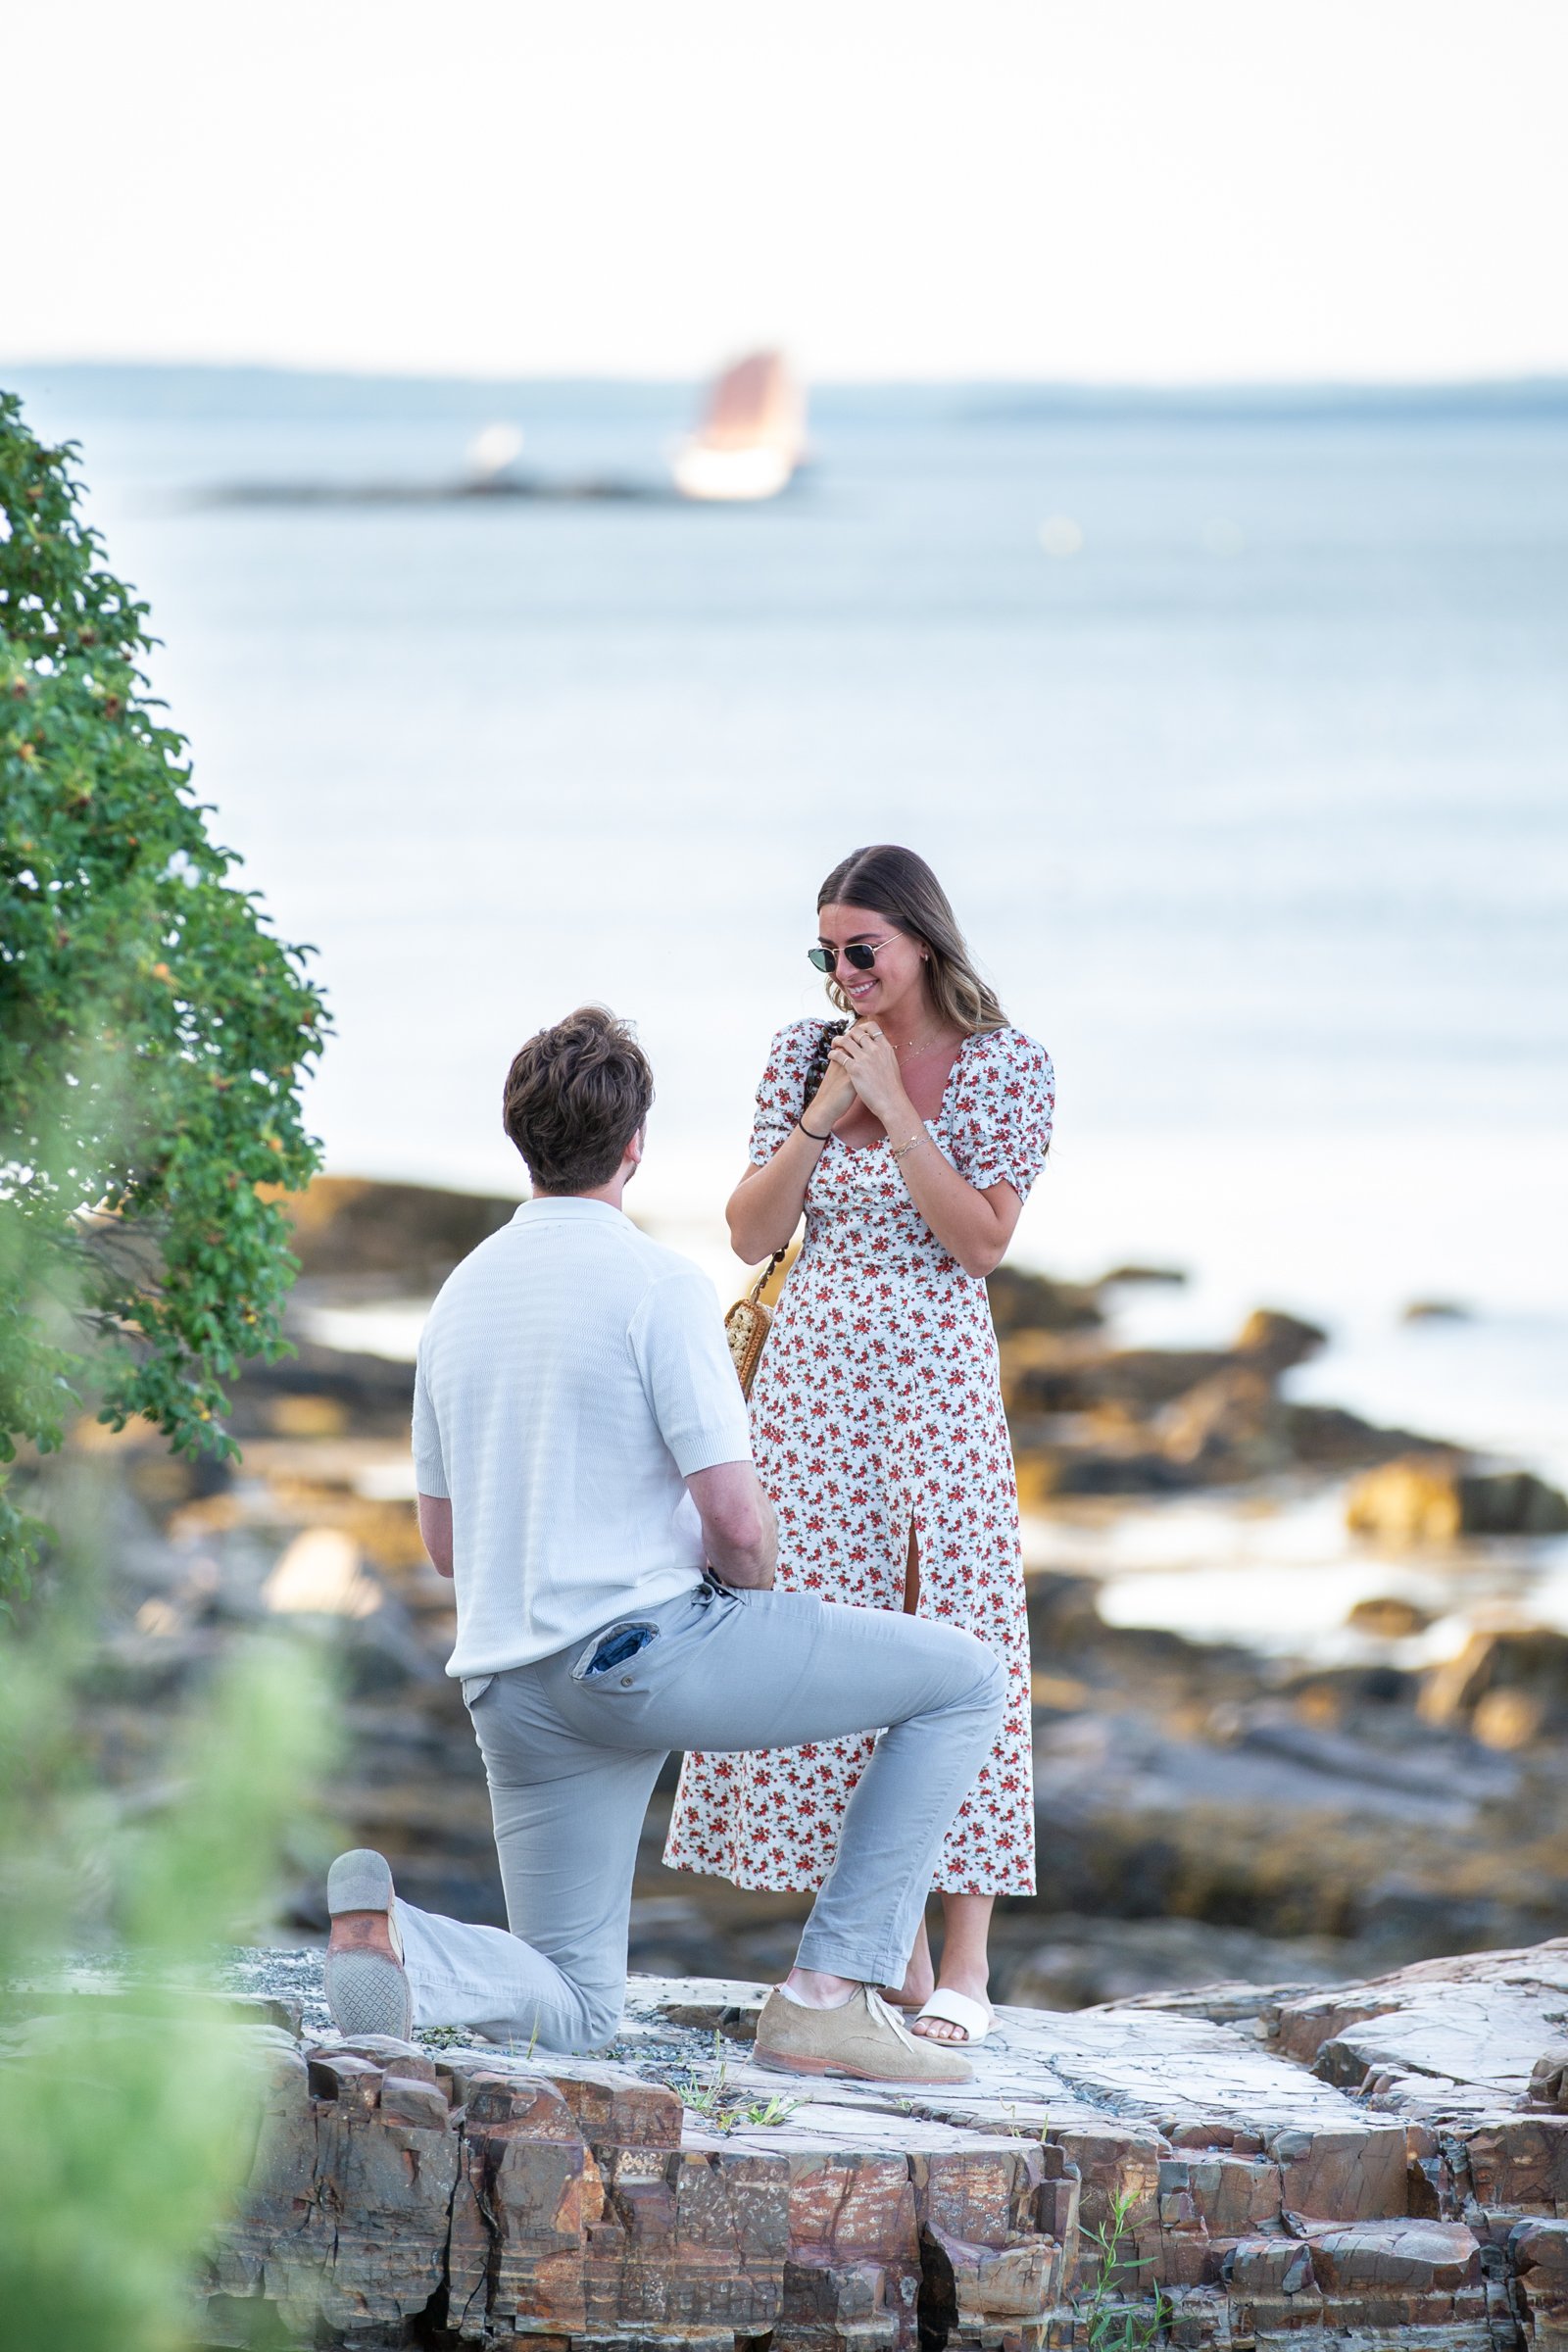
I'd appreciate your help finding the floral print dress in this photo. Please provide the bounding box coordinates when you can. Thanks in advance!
[663,1019,1054,1896]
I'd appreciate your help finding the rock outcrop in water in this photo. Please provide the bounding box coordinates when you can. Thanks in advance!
[1347,1460,1568,1544]
[999,1302,1446,1501]
[202,1942,1568,2350]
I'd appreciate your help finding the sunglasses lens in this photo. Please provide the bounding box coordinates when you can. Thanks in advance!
[845,944,877,971]
[808,947,835,973]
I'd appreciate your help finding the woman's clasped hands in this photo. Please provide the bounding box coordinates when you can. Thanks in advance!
[827,1020,911,1128]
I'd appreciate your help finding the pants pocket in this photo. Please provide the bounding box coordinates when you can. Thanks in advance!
[570,1621,662,1685]
[462,1674,495,1708]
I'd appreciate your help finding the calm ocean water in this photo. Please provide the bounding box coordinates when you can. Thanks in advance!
[8,365,1568,1482]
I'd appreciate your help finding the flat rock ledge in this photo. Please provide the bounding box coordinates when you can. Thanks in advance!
[207,1940,1568,2352]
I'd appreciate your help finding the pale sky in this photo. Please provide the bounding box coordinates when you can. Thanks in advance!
[8,0,1566,382]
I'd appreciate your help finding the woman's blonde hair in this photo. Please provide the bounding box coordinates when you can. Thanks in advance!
[816,845,1007,1036]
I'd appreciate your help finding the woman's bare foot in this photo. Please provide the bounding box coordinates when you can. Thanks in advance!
[910,1891,995,2041]
[910,1960,991,2041]
[879,1917,935,2011]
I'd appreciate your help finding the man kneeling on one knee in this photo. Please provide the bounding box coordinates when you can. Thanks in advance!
[325,1004,1005,2084]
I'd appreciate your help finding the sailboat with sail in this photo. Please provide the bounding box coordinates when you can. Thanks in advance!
[672,351,807,502]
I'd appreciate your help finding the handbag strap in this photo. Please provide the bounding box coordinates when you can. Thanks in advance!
[750,1018,849,1298]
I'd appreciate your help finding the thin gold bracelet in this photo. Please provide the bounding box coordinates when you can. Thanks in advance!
[891,1129,925,1164]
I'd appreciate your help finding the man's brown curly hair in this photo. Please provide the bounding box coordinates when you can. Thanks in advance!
[502,1006,654,1194]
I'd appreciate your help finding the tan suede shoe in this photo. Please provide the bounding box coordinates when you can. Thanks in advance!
[754,1985,975,2084]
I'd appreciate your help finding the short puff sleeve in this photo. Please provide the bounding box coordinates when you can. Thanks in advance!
[948,1029,1054,1201]
[747,1020,835,1166]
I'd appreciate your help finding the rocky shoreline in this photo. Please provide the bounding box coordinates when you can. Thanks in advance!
[190,1937,1568,2350]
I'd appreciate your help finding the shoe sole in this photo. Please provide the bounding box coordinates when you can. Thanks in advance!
[323,1850,411,2038]
[323,1948,413,2040]
[754,2045,973,2086]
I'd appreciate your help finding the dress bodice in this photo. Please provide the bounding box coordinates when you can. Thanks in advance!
[748,1020,1055,1294]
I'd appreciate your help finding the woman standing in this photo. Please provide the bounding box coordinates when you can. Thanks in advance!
[665,845,1054,2044]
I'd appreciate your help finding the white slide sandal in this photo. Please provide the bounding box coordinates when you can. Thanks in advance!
[914,1987,995,2045]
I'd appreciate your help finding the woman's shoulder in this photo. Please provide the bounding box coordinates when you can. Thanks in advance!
[949,1027,1054,1188]
[960,1024,1054,1081]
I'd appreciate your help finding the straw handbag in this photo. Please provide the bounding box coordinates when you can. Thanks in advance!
[724,1019,845,1397]
[724,1250,785,1397]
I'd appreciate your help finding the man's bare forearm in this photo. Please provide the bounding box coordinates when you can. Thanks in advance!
[706,1489,778,1589]
[686,1461,777,1589]
[417,1492,454,1577]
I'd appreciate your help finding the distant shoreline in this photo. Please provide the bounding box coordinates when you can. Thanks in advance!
[6,357,1568,428]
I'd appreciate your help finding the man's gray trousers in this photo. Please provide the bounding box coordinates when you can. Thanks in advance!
[393,1578,1006,2051]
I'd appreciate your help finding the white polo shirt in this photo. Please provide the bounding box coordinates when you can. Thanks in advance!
[412,1198,753,1678]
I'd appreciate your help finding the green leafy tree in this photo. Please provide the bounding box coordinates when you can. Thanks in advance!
[0,389,327,1603]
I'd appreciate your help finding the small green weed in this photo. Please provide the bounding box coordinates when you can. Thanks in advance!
[738,2091,805,2128]
[1074,2185,1166,2351]
[669,2040,803,2134]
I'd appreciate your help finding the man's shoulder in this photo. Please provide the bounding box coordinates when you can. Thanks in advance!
[619,1223,718,1307]
[422,1215,524,1309]
[529,1208,710,1298]
[422,1210,711,1328]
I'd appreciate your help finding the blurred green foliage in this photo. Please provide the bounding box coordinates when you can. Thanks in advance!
[0,388,329,1605]
[0,1491,334,2352]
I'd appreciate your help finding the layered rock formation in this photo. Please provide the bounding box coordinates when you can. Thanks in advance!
[998,1298,1446,1501]
[204,1941,1568,2350]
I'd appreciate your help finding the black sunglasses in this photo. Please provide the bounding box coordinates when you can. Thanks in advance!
[808,937,898,975]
